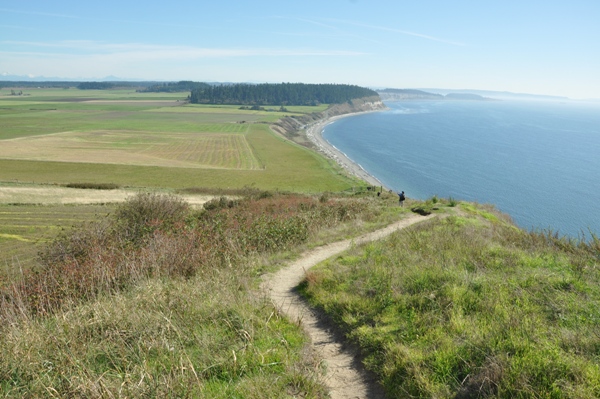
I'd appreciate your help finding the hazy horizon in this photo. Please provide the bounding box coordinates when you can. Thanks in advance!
[1,1,599,99]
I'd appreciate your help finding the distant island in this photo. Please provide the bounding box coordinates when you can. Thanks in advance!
[444,92,492,101]
[377,89,443,100]
[417,88,570,101]
[378,88,492,101]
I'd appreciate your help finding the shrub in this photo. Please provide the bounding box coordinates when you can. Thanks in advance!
[114,192,189,246]
[65,182,121,190]
[203,196,237,211]
[1,192,378,321]
[38,219,113,266]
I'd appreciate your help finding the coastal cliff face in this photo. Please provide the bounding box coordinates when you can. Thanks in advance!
[271,96,386,147]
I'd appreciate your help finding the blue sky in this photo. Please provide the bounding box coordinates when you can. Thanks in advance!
[1,0,599,99]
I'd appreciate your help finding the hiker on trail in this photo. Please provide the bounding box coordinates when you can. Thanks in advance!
[398,191,405,207]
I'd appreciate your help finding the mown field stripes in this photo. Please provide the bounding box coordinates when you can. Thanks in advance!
[0,204,115,276]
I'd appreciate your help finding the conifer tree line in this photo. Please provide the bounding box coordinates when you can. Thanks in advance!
[77,82,117,90]
[189,83,378,105]
[140,81,211,93]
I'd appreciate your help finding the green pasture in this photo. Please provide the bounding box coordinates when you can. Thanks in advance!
[0,123,352,191]
[0,88,356,191]
[154,103,328,113]
[0,107,263,139]
[0,89,358,272]
[0,87,186,101]
[0,88,358,274]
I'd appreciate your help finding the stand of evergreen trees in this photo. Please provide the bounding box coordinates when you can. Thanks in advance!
[77,82,117,90]
[139,81,210,93]
[189,83,378,105]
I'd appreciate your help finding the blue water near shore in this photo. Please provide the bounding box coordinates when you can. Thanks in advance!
[323,100,600,238]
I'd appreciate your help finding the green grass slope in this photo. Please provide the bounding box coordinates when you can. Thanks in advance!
[0,89,358,192]
[0,123,354,192]
[301,202,600,398]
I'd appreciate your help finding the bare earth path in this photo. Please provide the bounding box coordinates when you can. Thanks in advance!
[262,214,434,399]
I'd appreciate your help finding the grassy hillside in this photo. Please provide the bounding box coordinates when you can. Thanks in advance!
[0,190,411,397]
[301,201,600,398]
[2,188,598,397]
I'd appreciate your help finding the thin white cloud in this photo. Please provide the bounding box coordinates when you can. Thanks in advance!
[268,16,382,45]
[294,17,341,31]
[0,40,366,82]
[327,18,466,46]
[1,41,365,60]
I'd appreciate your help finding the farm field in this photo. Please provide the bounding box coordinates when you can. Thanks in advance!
[0,184,218,274]
[0,202,115,277]
[0,182,217,273]
[0,129,261,170]
[0,87,357,273]
[0,87,355,191]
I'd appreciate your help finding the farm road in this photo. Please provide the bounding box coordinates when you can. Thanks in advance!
[0,186,214,207]
[262,213,434,399]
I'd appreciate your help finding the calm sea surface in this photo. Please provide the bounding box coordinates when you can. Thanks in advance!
[323,100,600,238]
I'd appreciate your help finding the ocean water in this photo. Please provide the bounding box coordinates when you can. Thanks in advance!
[323,100,600,238]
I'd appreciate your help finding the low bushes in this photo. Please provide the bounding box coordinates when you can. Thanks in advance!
[0,191,374,320]
[64,182,121,190]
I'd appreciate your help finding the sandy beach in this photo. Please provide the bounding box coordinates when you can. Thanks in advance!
[304,111,390,190]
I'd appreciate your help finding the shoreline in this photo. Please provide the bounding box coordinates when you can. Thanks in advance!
[305,110,391,190]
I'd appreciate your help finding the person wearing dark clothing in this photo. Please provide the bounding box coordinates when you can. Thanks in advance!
[398,191,405,207]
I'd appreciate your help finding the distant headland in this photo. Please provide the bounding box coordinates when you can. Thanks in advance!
[377,87,572,102]
[378,88,494,101]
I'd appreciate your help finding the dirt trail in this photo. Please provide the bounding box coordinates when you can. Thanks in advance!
[262,214,434,399]
[0,186,214,207]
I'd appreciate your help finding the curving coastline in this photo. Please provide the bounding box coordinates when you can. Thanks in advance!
[305,111,390,190]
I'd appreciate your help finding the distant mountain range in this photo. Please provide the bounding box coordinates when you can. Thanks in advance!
[0,73,138,82]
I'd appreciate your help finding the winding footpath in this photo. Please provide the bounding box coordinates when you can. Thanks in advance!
[262,214,434,399]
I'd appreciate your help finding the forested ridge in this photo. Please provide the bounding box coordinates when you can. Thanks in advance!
[139,81,210,93]
[189,83,378,105]
[77,82,117,90]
